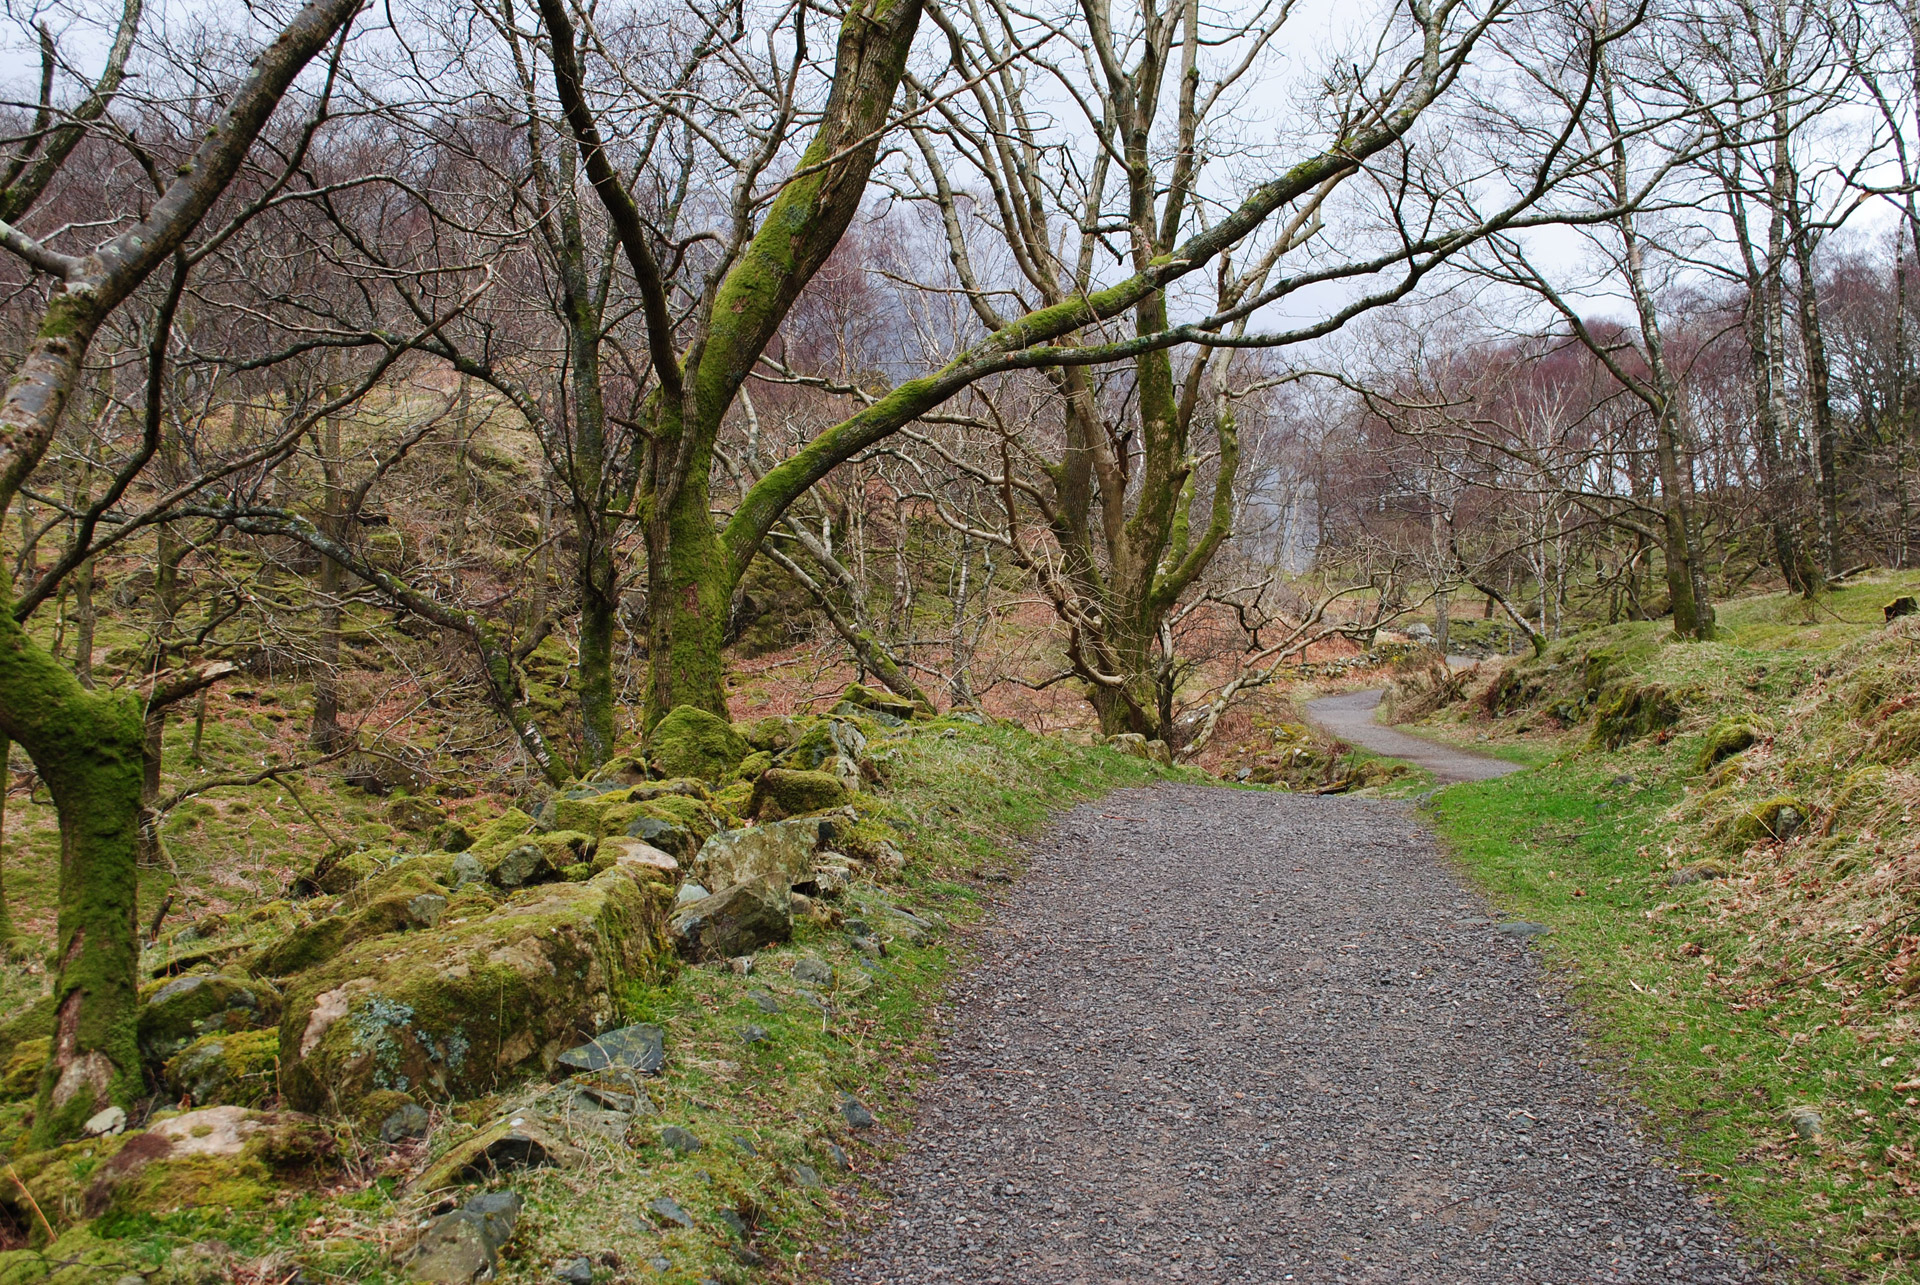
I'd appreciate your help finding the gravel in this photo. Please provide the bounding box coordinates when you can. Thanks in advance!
[835,785,1771,1284]
[1306,690,1522,784]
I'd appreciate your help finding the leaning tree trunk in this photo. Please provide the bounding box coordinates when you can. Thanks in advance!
[0,584,145,1144]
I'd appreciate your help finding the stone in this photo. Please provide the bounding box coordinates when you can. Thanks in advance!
[593,838,680,885]
[1405,622,1435,641]
[832,683,925,722]
[1732,796,1809,845]
[781,719,867,772]
[739,1024,770,1044]
[670,877,792,962]
[792,957,833,986]
[557,1023,666,1075]
[851,934,884,957]
[659,1125,701,1154]
[648,1195,694,1228]
[828,1142,850,1171]
[1103,733,1150,758]
[381,1103,433,1143]
[715,1208,749,1238]
[278,866,675,1110]
[450,852,486,888]
[693,818,827,890]
[748,989,779,1014]
[407,1190,523,1283]
[1668,863,1725,887]
[646,706,751,783]
[490,843,547,889]
[747,769,851,822]
[138,973,283,1065]
[84,1106,126,1137]
[675,883,711,907]
[808,863,853,897]
[255,866,457,977]
[552,1258,594,1285]
[1789,1106,1822,1139]
[731,1136,758,1156]
[164,1029,279,1108]
[1495,921,1551,939]
[792,1163,823,1190]
[840,1096,875,1128]
[413,1115,585,1191]
[1144,739,1173,766]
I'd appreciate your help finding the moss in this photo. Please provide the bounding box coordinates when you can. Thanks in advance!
[711,780,752,821]
[1,1039,48,1101]
[1588,681,1686,750]
[162,1030,278,1108]
[740,715,803,754]
[253,868,450,978]
[614,795,721,862]
[1731,796,1811,846]
[831,815,906,867]
[277,866,676,1109]
[1868,708,1920,765]
[1695,718,1765,773]
[465,808,538,855]
[748,769,849,821]
[830,682,927,723]
[729,750,774,783]
[644,706,750,783]
[136,975,282,1068]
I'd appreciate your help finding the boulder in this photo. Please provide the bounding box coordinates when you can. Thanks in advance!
[829,683,925,725]
[741,716,801,754]
[137,975,282,1066]
[406,1190,524,1283]
[163,1030,279,1108]
[1103,733,1149,758]
[1696,718,1765,773]
[1144,739,1173,766]
[253,867,453,978]
[9,1107,335,1224]
[780,720,866,772]
[644,706,750,784]
[387,796,446,833]
[413,1116,583,1192]
[592,838,680,885]
[1733,796,1809,845]
[608,794,721,862]
[693,818,826,889]
[748,769,850,821]
[1886,594,1918,623]
[555,1023,665,1075]
[670,877,792,962]
[278,866,675,1110]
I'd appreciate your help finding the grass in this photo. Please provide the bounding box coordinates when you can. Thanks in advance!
[1391,574,1920,1283]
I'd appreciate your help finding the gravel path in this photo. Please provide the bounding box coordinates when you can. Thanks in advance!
[836,785,1768,1284]
[1306,690,1524,784]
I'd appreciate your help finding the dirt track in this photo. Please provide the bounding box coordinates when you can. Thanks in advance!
[836,785,1769,1284]
[1304,690,1523,785]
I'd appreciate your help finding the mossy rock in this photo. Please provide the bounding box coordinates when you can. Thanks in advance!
[0,1222,152,1281]
[465,807,539,856]
[729,750,774,784]
[0,1039,47,1101]
[741,716,803,754]
[780,718,869,772]
[277,865,676,1111]
[137,975,283,1067]
[644,706,750,784]
[1695,718,1765,773]
[299,847,386,897]
[1732,796,1811,846]
[711,779,753,820]
[387,795,446,833]
[1588,681,1685,750]
[3,1107,335,1236]
[610,795,721,862]
[353,852,460,903]
[826,815,906,869]
[829,683,929,725]
[748,769,850,821]
[163,1030,279,1108]
[252,868,450,979]
[552,793,626,835]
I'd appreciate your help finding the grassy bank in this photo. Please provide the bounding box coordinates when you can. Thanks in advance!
[0,722,1194,1284]
[1400,575,1920,1282]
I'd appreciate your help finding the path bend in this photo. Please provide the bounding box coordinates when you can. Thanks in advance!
[1305,690,1523,785]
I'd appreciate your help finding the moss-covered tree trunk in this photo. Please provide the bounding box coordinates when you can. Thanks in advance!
[644,469,733,727]
[0,573,146,1143]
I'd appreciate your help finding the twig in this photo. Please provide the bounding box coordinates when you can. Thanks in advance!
[8,1163,53,1244]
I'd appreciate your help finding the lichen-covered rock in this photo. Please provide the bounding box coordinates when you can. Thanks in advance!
[413,1117,583,1192]
[163,1030,279,1108]
[1103,733,1149,758]
[693,818,827,889]
[464,808,539,856]
[741,715,802,754]
[1144,739,1173,766]
[591,838,680,886]
[748,769,849,821]
[645,706,750,783]
[780,719,867,772]
[730,749,774,782]
[253,867,452,978]
[406,1190,525,1282]
[6,1107,334,1231]
[670,877,791,962]
[278,866,675,1111]
[137,975,283,1067]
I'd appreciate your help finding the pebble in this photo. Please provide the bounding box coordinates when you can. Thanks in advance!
[833,786,1773,1284]
[659,1126,701,1154]
[551,1257,593,1285]
[647,1196,693,1228]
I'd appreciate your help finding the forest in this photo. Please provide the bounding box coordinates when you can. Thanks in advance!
[0,0,1917,1278]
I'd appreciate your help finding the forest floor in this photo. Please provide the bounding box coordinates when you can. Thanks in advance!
[829,784,1773,1284]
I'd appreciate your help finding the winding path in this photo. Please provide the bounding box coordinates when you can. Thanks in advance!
[1305,689,1523,785]
[837,785,1769,1284]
